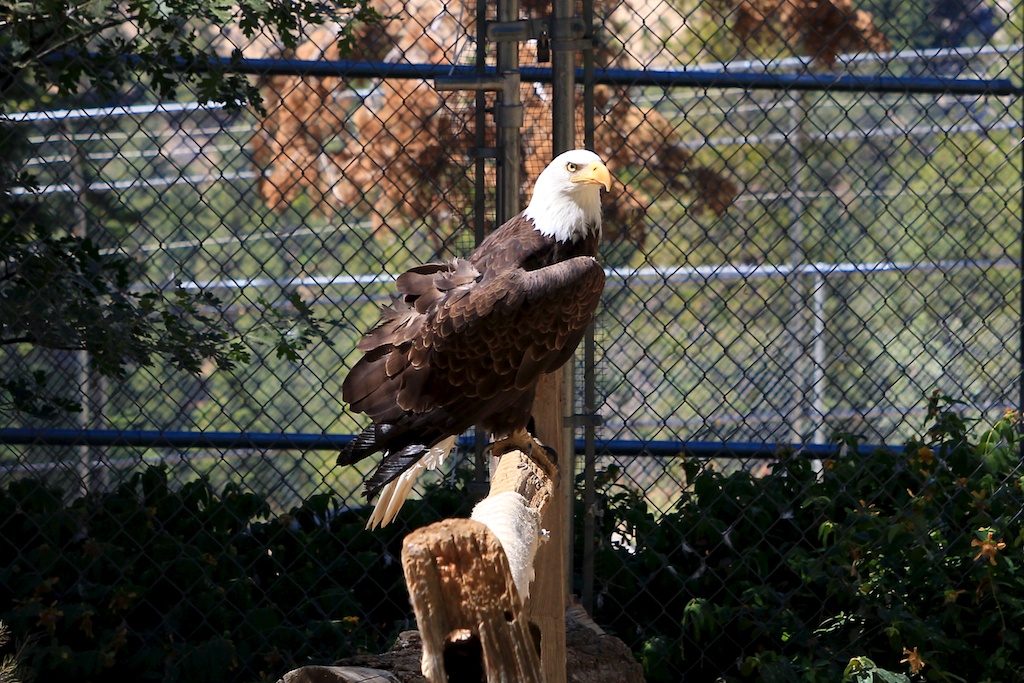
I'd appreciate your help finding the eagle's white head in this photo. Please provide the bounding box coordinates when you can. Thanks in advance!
[524,149,612,243]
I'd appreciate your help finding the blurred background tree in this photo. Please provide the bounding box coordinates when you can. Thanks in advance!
[0,0,377,416]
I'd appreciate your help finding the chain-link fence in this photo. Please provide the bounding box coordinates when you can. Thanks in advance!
[594,41,1021,494]
[1,0,1022,680]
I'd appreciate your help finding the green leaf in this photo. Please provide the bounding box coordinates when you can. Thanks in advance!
[842,657,911,683]
[819,520,837,547]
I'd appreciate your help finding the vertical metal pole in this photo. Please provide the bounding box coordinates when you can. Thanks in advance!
[786,91,810,444]
[1019,90,1024,444]
[529,2,576,681]
[495,0,521,223]
[68,134,96,494]
[471,0,490,499]
[1017,60,1024,441]
[811,271,827,444]
[581,330,597,610]
[472,4,488,255]
[551,0,576,603]
[581,0,595,151]
[551,0,576,154]
[580,0,598,615]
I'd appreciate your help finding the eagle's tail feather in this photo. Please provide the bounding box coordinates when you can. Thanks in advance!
[363,441,432,496]
[338,423,394,466]
[365,435,458,529]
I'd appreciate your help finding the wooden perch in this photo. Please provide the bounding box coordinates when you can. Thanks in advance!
[401,445,557,682]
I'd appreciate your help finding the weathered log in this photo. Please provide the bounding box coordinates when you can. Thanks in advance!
[472,438,557,598]
[400,445,556,682]
[402,518,542,682]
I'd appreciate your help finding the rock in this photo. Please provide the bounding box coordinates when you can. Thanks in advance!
[566,602,645,683]
[279,609,645,683]
[278,664,405,682]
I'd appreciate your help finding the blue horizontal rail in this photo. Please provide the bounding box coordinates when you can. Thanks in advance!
[595,437,877,459]
[0,427,878,459]
[42,52,1023,97]
[0,428,354,451]
[223,57,1021,96]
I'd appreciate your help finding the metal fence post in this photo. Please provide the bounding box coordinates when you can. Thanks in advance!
[527,3,578,682]
[786,90,816,445]
[67,130,107,494]
[495,0,521,224]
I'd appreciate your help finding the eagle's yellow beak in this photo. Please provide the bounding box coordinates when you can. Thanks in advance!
[571,161,612,193]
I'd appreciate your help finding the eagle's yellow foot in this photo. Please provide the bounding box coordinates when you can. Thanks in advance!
[487,428,559,478]
[487,429,544,459]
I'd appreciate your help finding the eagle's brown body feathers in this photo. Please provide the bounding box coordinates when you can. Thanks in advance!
[338,149,611,516]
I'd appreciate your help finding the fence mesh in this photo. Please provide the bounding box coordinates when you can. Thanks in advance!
[1,0,1022,680]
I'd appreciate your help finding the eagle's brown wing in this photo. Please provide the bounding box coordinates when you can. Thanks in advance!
[340,255,605,496]
[342,258,478,421]
[411,254,606,406]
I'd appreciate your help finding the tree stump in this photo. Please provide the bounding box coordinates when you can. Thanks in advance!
[401,445,556,682]
[276,434,646,683]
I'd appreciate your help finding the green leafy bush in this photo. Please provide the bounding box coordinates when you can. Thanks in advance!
[6,395,1023,682]
[583,395,1024,682]
[0,466,470,682]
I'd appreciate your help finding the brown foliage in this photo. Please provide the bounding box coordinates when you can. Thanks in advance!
[715,0,891,64]
[252,0,889,253]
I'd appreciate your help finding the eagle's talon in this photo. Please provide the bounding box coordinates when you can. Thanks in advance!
[488,430,544,459]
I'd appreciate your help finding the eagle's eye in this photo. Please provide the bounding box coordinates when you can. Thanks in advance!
[566,162,578,173]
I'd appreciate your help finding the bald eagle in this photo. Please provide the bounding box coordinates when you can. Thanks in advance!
[339,149,612,527]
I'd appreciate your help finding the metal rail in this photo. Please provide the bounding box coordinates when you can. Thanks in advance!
[0,427,873,458]
[24,52,1024,98]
